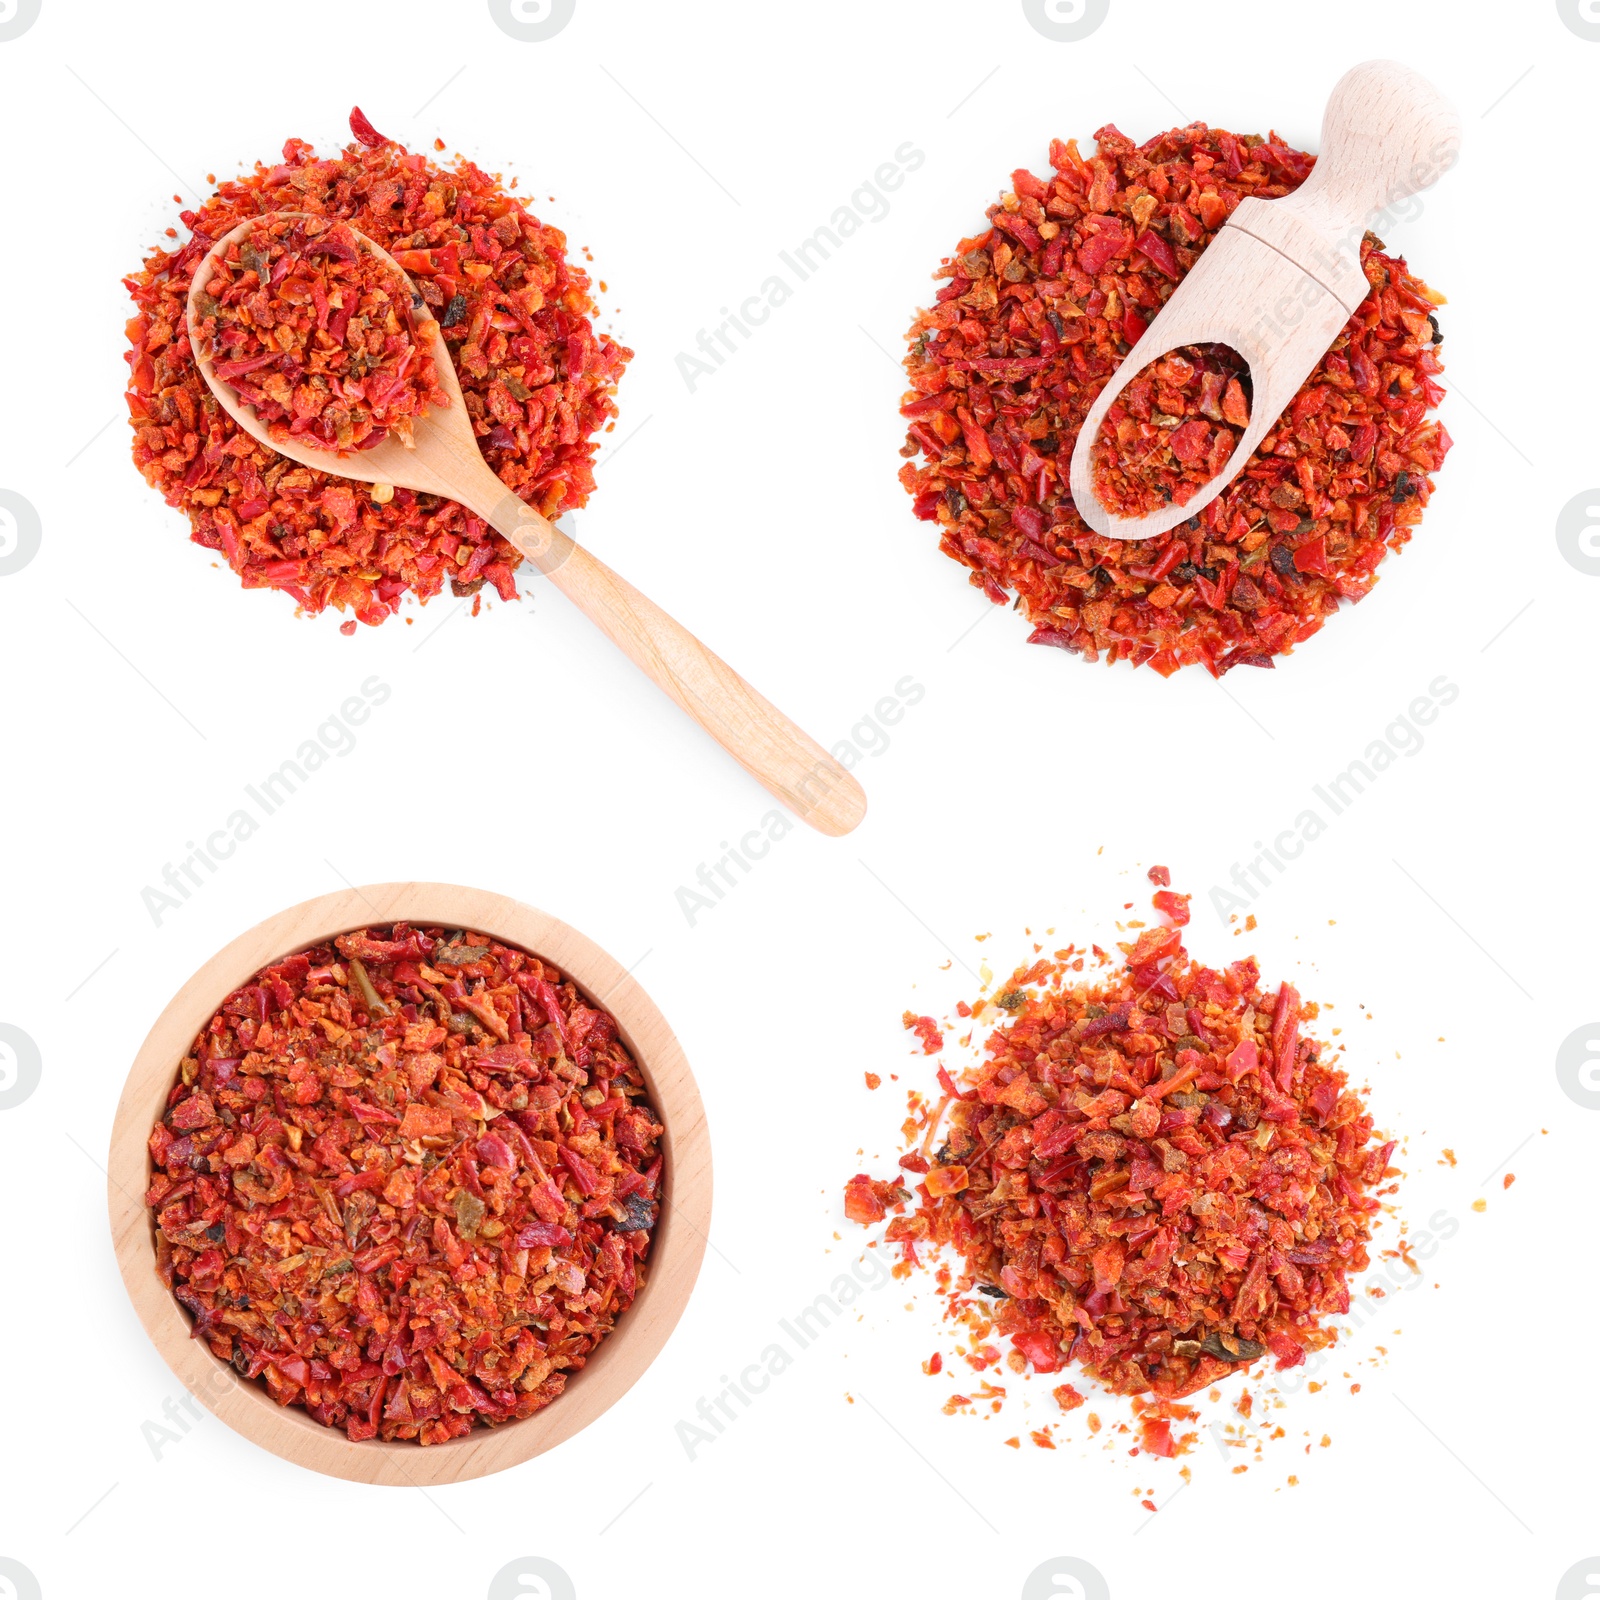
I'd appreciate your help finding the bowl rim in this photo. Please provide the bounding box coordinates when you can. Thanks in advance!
[107,881,711,1486]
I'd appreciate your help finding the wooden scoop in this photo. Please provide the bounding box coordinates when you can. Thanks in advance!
[186,213,866,837]
[1068,59,1460,541]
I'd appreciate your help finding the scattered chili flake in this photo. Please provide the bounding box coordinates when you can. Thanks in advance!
[1502,1172,1515,1189]
[1031,1428,1057,1450]
[125,109,631,625]
[1138,1415,1176,1457]
[903,1012,945,1054]
[923,1352,943,1375]
[864,1072,882,1091]
[844,874,1396,1402]
[844,1173,908,1224]
[1152,889,1190,926]
[145,924,662,1444]
[1053,1382,1085,1410]
[1472,1198,1486,1213]
[195,214,450,453]
[898,122,1449,675]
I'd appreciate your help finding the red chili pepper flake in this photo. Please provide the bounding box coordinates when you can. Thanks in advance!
[898,123,1450,676]
[843,1173,908,1225]
[844,875,1395,1402]
[348,105,387,148]
[864,1072,882,1090]
[1152,889,1191,927]
[1502,1172,1515,1189]
[146,924,662,1445]
[923,1352,943,1375]
[1138,1415,1176,1457]
[903,1012,944,1054]
[196,215,450,454]
[125,109,631,626]
[926,1163,970,1198]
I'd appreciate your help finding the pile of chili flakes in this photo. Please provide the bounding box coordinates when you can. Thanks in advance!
[196,214,449,453]
[899,122,1451,675]
[845,870,1398,1454]
[125,107,630,626]
[147,924,662,1445]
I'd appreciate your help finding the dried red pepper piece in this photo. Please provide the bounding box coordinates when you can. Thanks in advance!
[845,878,1396,1401]
[899,122,1450,675]
[902,1011,945,1054]
[146,925,662,1444]
[197,214,449,453]
[125,109,631,624]
[844,1173,909,1225]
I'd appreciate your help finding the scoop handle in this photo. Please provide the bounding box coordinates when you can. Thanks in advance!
[472,485,867,837]
[1285,60,1461,238]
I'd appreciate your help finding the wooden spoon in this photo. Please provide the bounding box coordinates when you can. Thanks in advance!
[1068,59,1460,541]
[186,212,866,837]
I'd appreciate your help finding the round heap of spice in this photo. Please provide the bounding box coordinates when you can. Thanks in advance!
[1091,343,1252,518]
[146,924,663,1445]
[898,122,1450,675]
[125,107,631,626]
[845,869,1396,1413]
[196,214,449,453]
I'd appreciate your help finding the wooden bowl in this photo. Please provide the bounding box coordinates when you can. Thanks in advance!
[107,883,711,1485]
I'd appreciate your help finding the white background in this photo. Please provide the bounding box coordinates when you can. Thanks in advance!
[1,1,1596,1596]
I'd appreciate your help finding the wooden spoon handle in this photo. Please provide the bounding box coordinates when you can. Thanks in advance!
[1284,59,1461,239]
[481,495,867,837]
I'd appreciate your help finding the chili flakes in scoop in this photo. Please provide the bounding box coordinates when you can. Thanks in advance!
[1092,343,1252,518]
[196,214,449,453]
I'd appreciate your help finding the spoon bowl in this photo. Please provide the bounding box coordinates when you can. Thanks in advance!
[187,213,477,499]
